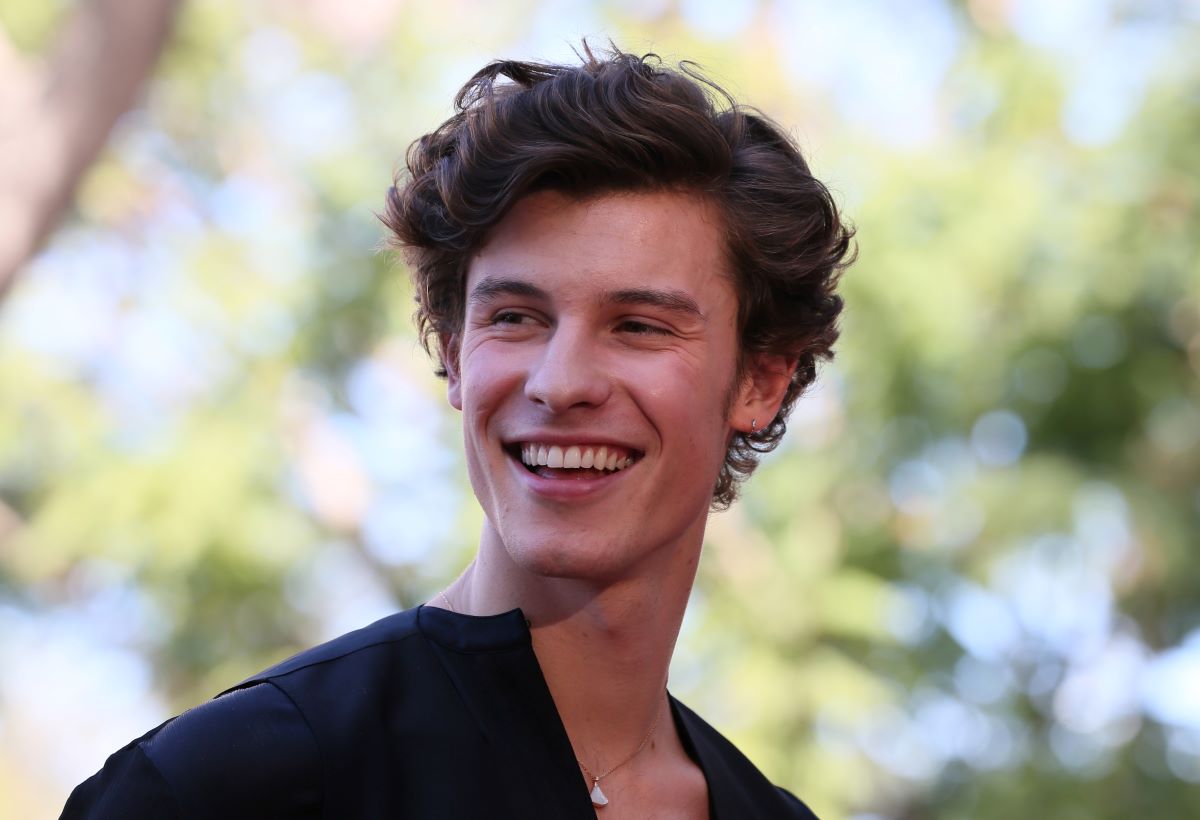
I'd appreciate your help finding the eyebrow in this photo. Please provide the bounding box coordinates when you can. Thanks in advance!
[468,277,705,320]
[607,287,704,320]
[468,277,548,306]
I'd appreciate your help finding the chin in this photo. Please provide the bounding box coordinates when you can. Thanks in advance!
[503,531,637,583]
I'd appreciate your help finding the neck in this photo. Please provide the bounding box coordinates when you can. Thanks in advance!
[443,519,706,772]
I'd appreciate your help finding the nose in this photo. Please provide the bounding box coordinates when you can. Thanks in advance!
[524,322,611,412]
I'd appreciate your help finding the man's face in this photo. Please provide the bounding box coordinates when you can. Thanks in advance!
[448,189,748,581]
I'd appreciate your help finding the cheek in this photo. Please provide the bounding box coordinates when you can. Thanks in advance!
[459,347,525,431]
[633,360,735,452]
[460,345,501,404]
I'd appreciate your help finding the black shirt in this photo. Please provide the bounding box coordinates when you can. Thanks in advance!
[63,605,818,818]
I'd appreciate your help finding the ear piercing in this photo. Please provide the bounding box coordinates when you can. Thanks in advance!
[750,418,758,432]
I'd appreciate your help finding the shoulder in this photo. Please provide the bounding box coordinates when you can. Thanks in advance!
[778,786,821,819]
[64,608,426,819]
[671,698,820,820]
[214,607,436,747]
[62,682,320,819]
[230,606,424,686]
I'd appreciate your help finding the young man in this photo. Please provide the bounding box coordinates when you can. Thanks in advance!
[64,47,851,819]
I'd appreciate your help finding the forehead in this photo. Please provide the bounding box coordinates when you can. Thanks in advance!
[466,190,734,306]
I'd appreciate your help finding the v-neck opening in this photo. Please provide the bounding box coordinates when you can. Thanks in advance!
[669,694,719,820]
[418,605,720,818]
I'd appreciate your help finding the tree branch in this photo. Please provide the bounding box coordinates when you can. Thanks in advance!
[0,0,183,300]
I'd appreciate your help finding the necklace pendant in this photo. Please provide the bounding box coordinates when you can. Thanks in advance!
[589,781,609,807]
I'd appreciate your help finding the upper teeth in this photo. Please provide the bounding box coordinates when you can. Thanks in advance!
[520,444,634,471]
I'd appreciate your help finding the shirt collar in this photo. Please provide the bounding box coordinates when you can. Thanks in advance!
[417,604,532,652]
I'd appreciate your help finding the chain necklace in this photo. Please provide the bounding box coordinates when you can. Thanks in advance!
[437,589,664,808]
[576,702,663,808]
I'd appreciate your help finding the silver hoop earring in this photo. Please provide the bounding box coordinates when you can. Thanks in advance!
[750,418,758,432]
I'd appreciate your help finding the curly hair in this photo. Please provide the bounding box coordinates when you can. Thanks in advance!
[382,45,853,509]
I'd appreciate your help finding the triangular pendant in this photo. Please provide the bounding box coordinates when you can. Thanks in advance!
[589,781,609,807]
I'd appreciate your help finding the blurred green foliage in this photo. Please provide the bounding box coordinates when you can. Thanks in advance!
[1,2,1198,818]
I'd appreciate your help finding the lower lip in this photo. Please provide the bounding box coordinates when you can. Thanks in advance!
[508,453,632,500]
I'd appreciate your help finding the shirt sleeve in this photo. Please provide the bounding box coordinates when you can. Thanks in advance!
[60,739,181,819]
[777,786,821,819]
[61,681,322,819]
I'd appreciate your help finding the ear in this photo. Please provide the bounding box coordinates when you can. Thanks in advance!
[730,354,795,434]
[441,333,463,411]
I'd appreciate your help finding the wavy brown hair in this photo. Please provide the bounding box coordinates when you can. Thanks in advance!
[382,45,853,509]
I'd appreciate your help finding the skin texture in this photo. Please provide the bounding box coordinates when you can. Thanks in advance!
[438,189,793,818]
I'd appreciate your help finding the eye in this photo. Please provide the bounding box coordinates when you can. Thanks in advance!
[617,319,670,336]
[492,310,532,325]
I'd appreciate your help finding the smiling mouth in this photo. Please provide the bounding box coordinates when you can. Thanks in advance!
[509,442,640,478]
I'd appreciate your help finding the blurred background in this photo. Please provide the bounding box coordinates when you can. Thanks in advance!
[1,0,1198,817]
